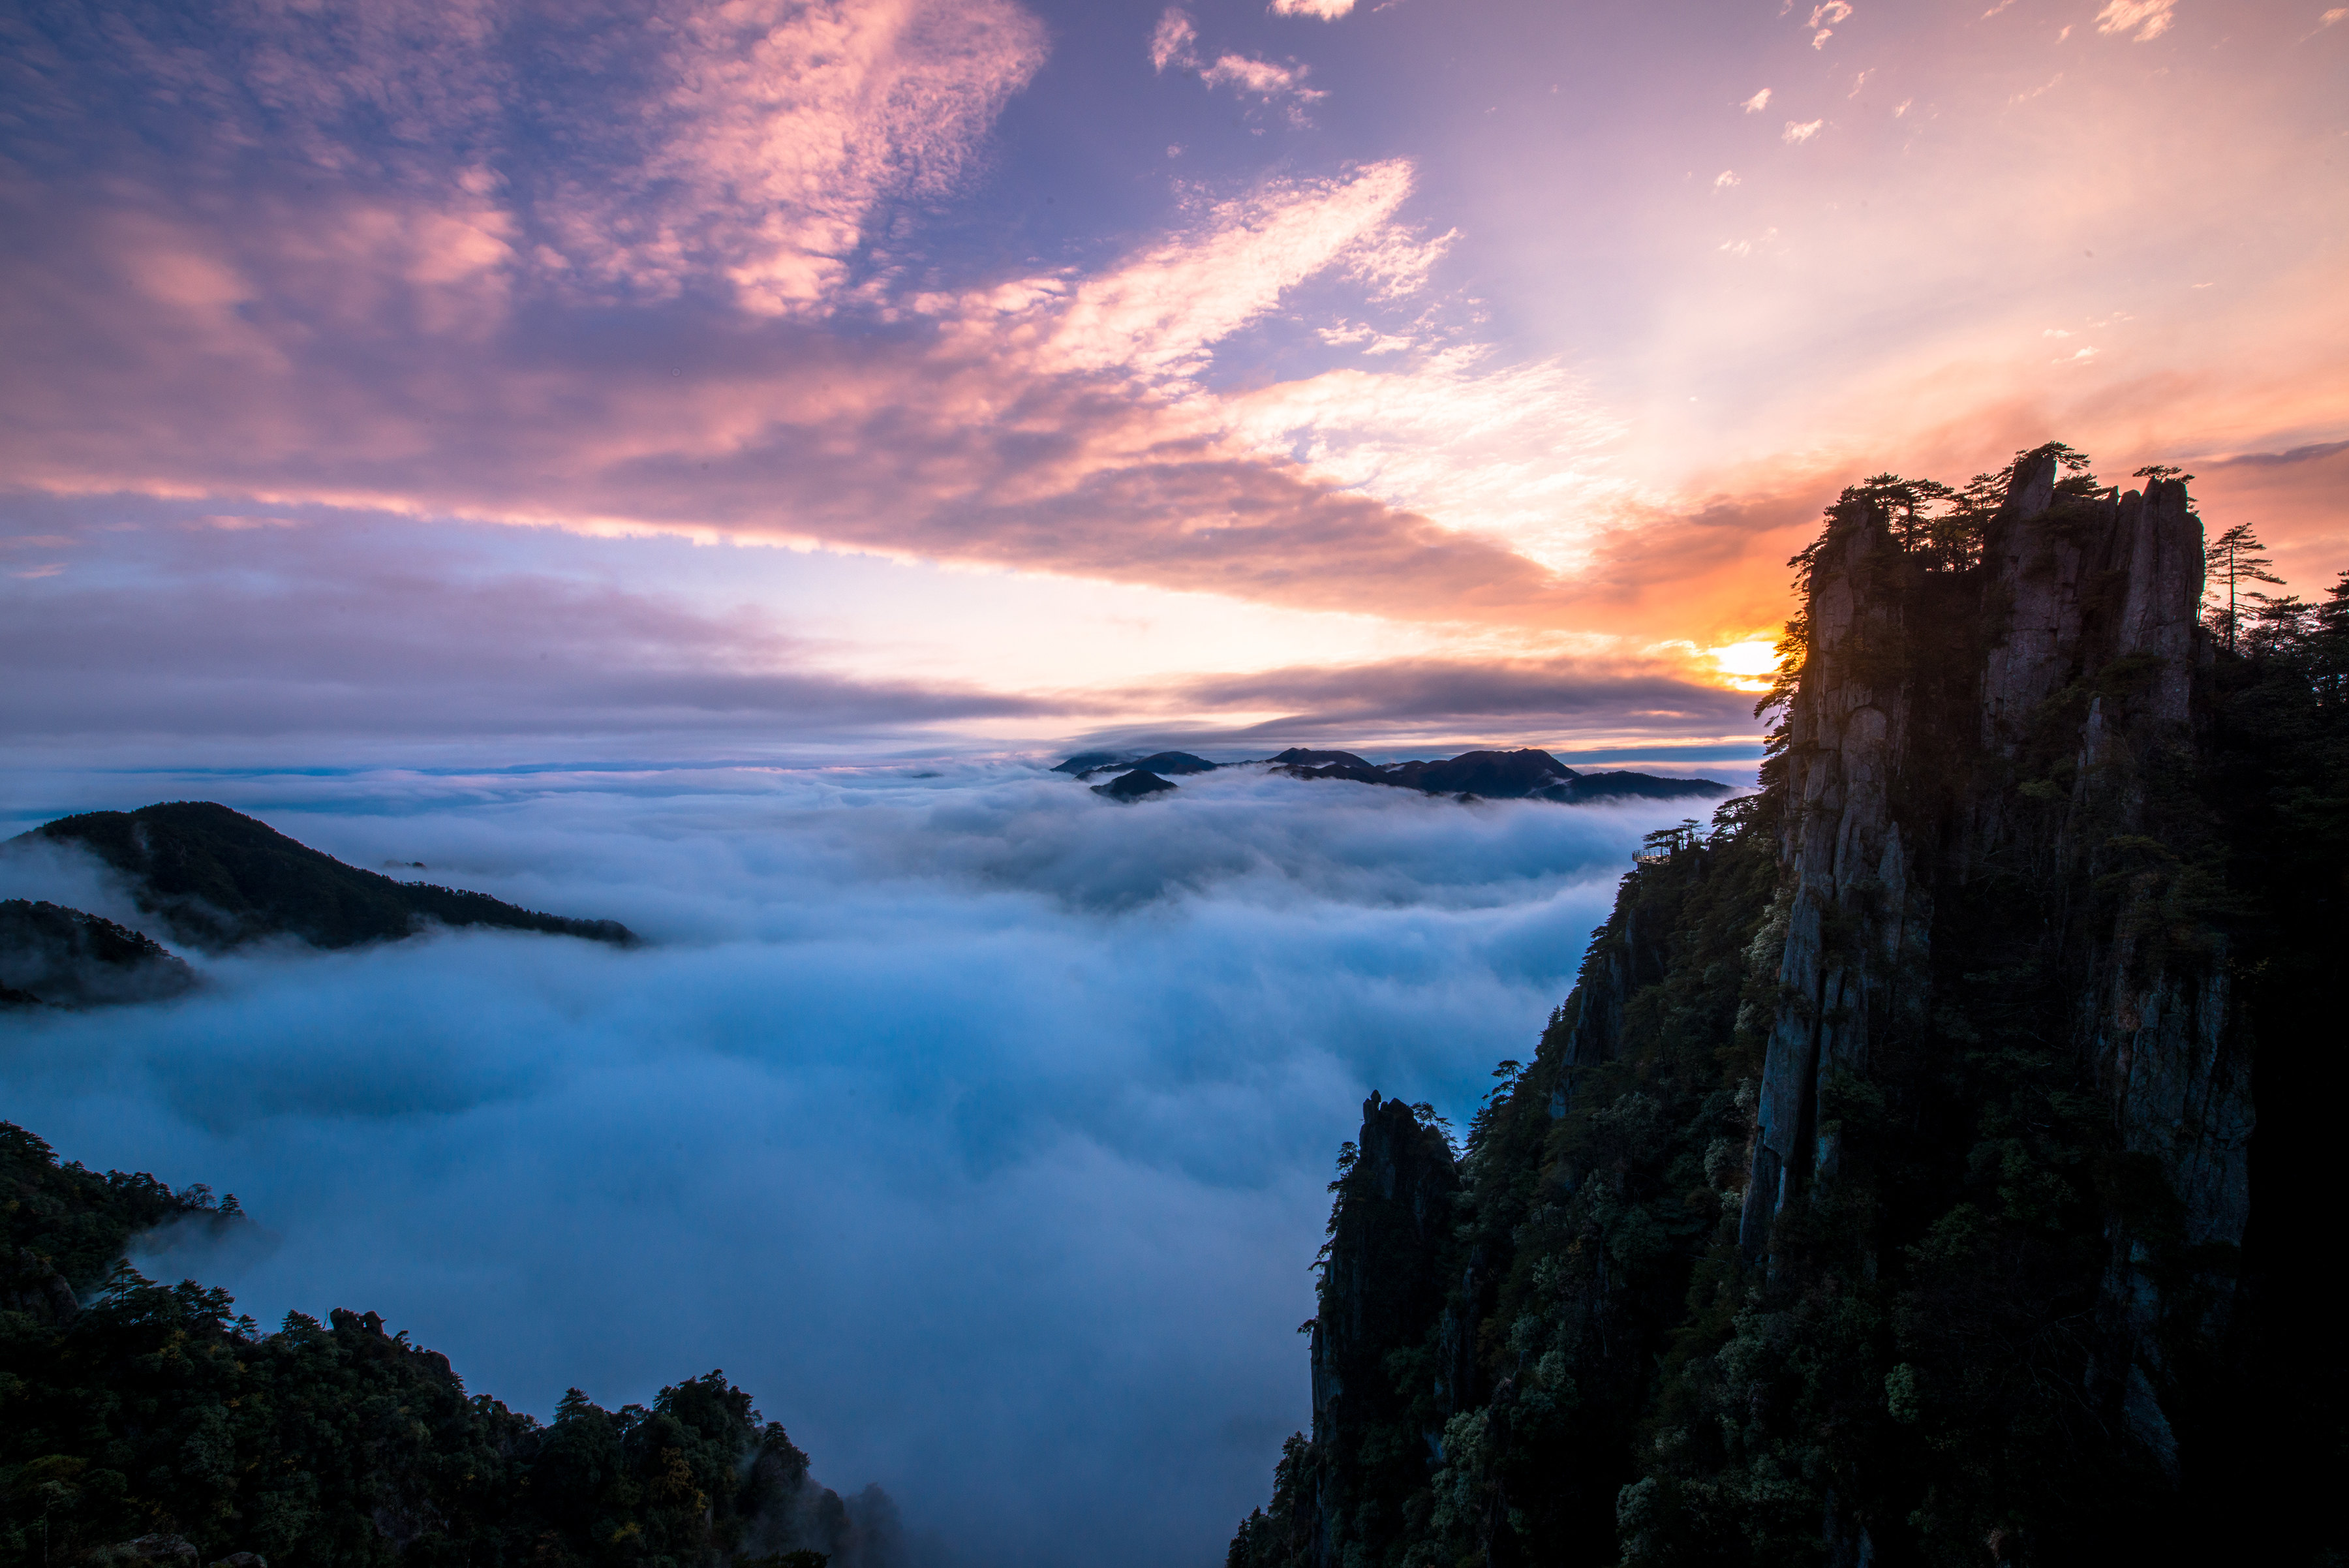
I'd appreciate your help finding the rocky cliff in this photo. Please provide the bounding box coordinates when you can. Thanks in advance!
[1233,444,2341,1568]
[1744,457,2250,1404]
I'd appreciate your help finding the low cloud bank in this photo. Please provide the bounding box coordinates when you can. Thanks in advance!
[0,763,1714,1567]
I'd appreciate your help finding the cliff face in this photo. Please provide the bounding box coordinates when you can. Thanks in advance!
[1234,446,2329,1568]
[1744,459,2250,1396]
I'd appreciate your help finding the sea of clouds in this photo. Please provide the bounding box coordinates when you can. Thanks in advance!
[0,760,1730,1567]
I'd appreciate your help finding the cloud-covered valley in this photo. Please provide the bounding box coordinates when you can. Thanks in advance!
[0,763,1721,1567]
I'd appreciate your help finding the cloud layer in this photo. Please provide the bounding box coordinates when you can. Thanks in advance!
[0,0,1644,634]
[0,763,1716,1568]
[0,496,1764,765]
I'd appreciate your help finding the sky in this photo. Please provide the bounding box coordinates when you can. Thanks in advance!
[5,0,2341,769]
[1,3,2344,1562]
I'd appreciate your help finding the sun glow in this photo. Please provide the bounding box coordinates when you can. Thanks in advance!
[1707,639,1779,691]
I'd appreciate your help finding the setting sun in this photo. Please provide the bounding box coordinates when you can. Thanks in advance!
[1707,638,1781,689]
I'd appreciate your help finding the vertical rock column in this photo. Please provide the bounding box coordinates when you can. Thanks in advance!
[1308,1092,1460,1568]
[1978,450,2076,759]
[2077,477,2247,1441]
[1973,459,2244,1459]
[2111,477,2201,732]
[1741,510,1929,1257]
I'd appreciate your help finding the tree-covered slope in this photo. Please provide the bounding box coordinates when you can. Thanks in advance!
[20,803,634,951]
[0,900,197,1007]
[0,1123,886,1568]
[1233,446,2346,1568]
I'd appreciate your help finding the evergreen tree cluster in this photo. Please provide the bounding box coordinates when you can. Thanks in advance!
[1,1124,881,1568]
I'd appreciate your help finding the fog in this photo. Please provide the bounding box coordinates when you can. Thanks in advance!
[0,761,1730,1567]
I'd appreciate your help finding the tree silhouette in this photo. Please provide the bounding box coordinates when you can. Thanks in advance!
[1638,819,1703,859]
[2318,570,2349,704]
[2206,522,2285,652]
[2245,594,2314,658]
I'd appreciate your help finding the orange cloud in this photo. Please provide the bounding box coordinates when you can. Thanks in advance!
[4,0,2342,680]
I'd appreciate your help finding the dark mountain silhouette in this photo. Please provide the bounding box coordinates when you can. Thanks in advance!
[1266,748,1374,769]
[1092,768,1178,801]
[1278,747,1730,803]
[1069,750,1218,780]
[1125,750,1218,775]
[1054,746,1731,803]
[1051,750,1134,774]
[18,802,635,952]
[1384,746,1576,793]
[1557,769,1724,801]
[0,899,198,1008]
[1232,445,2345,1567]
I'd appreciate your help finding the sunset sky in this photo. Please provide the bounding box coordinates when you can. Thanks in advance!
[4,0,2345,769]
[5,7,2346,1558]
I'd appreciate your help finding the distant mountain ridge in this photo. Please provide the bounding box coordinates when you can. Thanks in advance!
[1054,746,1732,804]
[15,801,635,953]
[1092,768,1178,801]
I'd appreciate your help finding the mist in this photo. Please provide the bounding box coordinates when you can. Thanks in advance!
[0,761,1730,1567]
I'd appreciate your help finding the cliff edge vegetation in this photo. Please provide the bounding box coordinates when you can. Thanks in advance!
[1233,445,2346,1568]
[0,1123,891,1567]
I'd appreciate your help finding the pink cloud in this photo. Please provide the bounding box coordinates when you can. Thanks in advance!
[2095,0,2177,40]
[7,0,2342,669]
[543,0,1049,315]
[1200,54,1325,102]
[0,165,1580,628]
[1150,7,1328,121]
[1015,163,1422,375]
[1151,8,1201,71]
[1223,354,1622,566]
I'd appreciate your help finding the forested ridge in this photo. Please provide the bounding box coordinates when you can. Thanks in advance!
[0,1124,891,1567]
[1233,446,2346,1567]
[18,803,634,954]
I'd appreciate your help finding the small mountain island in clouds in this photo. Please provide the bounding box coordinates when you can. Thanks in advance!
[28,802,637,953]
[1060,747,1734,805]
[2,803,634,1009]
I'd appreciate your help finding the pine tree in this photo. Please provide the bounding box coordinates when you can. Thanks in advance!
[2205,521,2285,651]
